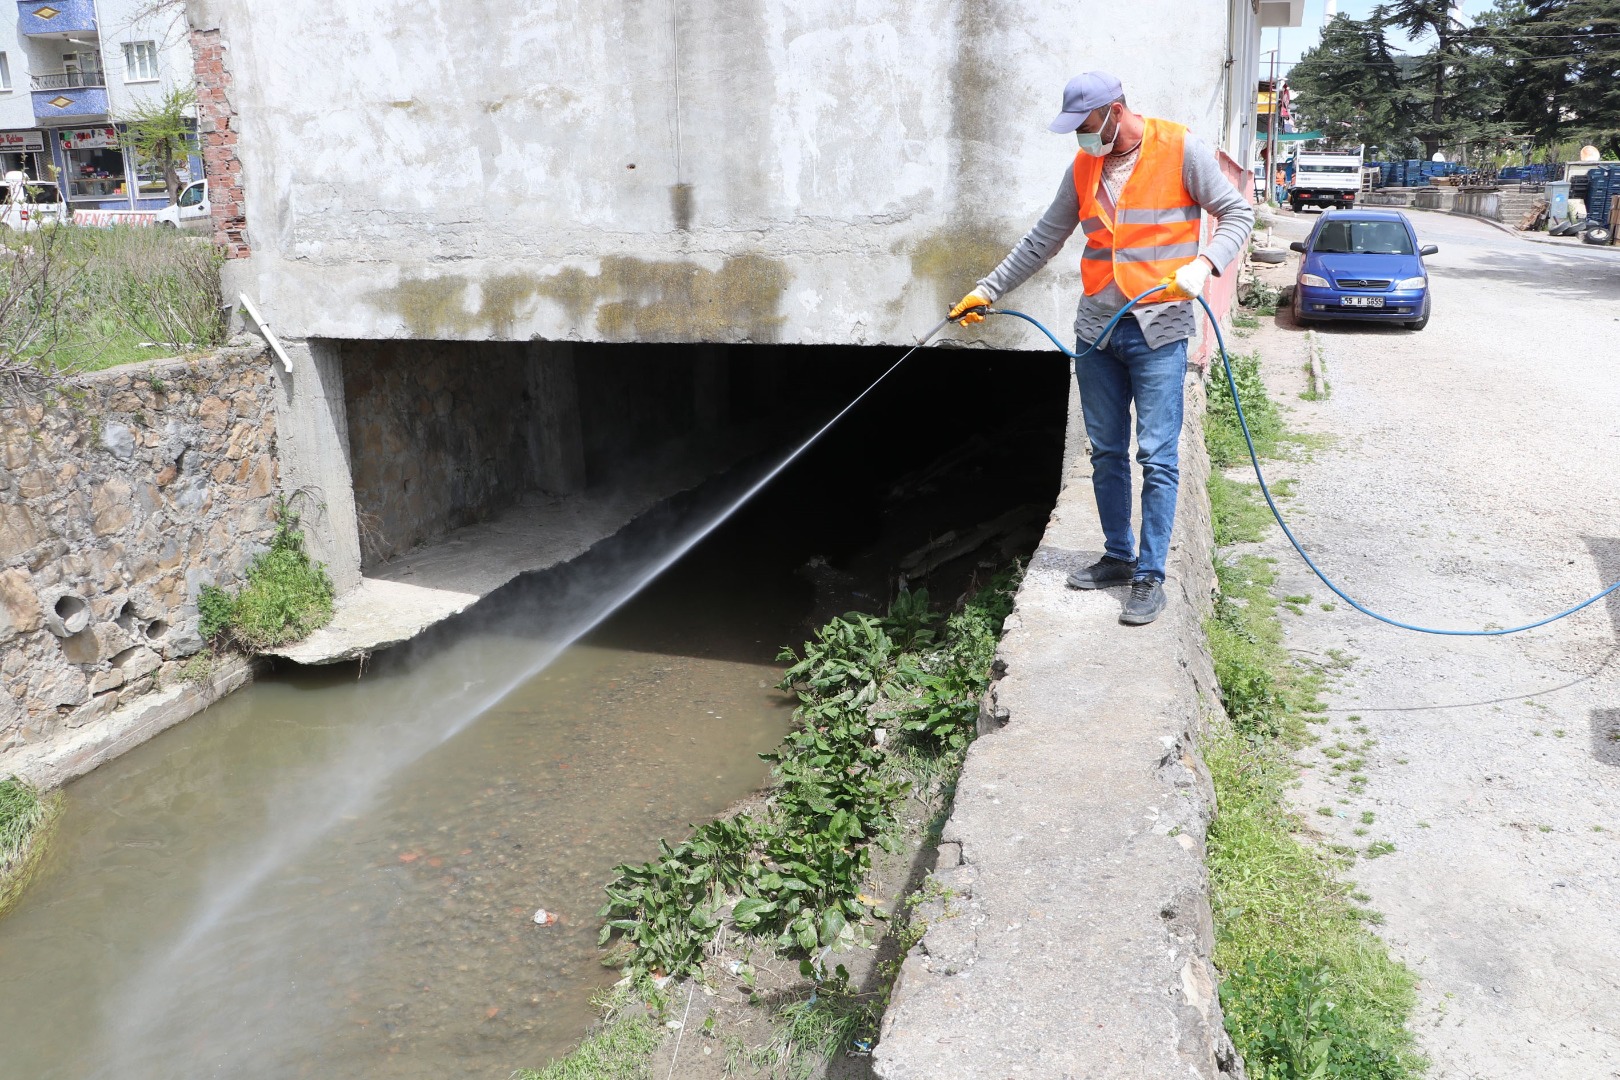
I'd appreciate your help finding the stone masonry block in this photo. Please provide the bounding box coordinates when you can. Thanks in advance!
[0,567,44,640]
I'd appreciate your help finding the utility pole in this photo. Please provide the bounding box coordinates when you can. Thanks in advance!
[1267,27,1280,205]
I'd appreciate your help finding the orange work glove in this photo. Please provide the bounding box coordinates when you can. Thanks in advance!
[948,290,991,325]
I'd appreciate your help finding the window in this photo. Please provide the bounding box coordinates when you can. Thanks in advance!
[1312,221,1415,256]
[123,41,158,82]
[0,53,10,92]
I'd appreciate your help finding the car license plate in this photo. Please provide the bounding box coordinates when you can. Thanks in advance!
[1341,296,1384,308]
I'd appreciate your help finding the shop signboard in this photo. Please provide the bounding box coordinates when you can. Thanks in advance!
[0,131,46,153]
[61,126,120,151]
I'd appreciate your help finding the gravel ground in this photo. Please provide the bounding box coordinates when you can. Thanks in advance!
[1237,208,1620,1079]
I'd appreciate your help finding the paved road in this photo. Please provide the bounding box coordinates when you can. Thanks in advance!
[1243,208,1620,1078]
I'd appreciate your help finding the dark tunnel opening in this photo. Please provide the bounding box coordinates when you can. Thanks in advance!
[335,339,1074,618]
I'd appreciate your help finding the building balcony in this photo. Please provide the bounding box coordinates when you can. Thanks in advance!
[17,0,97,37]
[31,69,105,91]
[32,84,108,123]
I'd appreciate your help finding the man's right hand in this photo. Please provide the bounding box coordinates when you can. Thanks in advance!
[949,290,991,325]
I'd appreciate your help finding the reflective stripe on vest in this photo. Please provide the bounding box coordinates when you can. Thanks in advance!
[1071,118,1202,302]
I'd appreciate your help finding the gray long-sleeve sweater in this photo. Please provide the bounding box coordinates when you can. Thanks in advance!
[975,130,1255,350]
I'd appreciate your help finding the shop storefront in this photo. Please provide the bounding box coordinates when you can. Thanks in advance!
[58,125,131,206]
[0,131,50,180]
[48,125,201,210]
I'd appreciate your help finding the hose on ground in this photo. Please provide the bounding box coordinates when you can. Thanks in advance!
[955,285,1620,636]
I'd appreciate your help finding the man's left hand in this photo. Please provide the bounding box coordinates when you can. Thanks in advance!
[1160,257,1211,300]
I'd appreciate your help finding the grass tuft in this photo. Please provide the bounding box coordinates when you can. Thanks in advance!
[1207,350,1284,469]
[0,775,63,919]
[198,500,334,652]
[513,989,661,1080]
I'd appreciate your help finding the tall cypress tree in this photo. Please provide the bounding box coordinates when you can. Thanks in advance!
[1289,13,1416,157]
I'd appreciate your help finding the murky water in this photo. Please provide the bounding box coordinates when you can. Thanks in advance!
[0,348,1069,1079]
[0,582,798,1078]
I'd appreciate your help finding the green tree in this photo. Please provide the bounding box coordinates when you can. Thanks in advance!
[1288,13,1416,158]
[1482,0,1620,159]
[117,86,196,206]
[1379,0,1493,158]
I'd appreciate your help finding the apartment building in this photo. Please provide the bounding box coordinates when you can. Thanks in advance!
[0,0,197,208]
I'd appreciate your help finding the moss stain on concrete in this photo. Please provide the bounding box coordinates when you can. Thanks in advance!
[906,225,1016,312]
[370,274,542,339]
[368,253,789,343]
[593,254,788,343]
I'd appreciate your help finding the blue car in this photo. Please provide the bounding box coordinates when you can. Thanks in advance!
[1289,209,1438,330]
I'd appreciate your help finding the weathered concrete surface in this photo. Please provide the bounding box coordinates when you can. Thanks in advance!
[188,0,1261,348]
[4,655,257,790]
[273,340,363,593]
[270,427,770,664]
[874,379,1239,1077]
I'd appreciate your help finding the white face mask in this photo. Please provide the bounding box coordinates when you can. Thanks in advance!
[1076,107,1119,157]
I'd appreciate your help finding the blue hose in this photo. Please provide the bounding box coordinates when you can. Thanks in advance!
[974,286,1620,636]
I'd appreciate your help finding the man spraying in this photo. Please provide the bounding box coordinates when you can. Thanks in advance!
[950,72,1253,625]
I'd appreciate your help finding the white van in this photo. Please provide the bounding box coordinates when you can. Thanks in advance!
[0,176,67,232]
[153,180,210,232]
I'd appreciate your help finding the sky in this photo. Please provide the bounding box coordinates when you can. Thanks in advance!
[1261,0,1496,78]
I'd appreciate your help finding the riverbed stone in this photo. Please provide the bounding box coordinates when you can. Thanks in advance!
[90,668,124,694]
[0,502,42,557]
[197,395,229,430]
[66,692,120,729]
[91,479,136,535]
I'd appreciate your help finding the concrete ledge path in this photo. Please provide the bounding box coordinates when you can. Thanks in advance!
[873,379,1241,1078]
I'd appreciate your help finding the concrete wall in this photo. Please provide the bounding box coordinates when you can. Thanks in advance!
[189,0,1259,349]
[338,338,836,569]
[1413,187,1457,212]
[1454,189,1502,222]
[342,340,593,566]
[0,349,279,769]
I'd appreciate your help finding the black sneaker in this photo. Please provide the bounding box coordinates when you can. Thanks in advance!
[1067,555,1138,590]
[1120,577,1167,625]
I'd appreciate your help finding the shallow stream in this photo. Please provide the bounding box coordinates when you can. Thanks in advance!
[0,348,1067,1078]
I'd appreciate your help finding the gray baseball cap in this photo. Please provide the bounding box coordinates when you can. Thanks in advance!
[1047,71,1124,133]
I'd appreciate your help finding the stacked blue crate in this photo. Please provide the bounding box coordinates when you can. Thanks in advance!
[1589,167,1614,227]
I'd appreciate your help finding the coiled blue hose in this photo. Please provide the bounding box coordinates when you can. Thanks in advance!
[973,285,1620,636]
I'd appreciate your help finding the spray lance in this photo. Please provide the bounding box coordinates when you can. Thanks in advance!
[915,282,1620,637]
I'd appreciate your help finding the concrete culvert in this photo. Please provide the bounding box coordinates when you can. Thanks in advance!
[44,592,91,637]
[115,601,140,635]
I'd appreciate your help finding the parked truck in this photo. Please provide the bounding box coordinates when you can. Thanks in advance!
[1288,148,1363,212]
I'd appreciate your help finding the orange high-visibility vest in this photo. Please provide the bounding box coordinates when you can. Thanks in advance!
[1071,118,1202,303]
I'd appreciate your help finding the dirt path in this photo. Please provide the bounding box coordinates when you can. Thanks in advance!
[1238,209,1620,1078]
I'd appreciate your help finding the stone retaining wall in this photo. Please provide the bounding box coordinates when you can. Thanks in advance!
[1,348,278,777]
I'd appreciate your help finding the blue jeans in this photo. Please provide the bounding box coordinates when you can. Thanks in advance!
[1074,316,1188,582]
